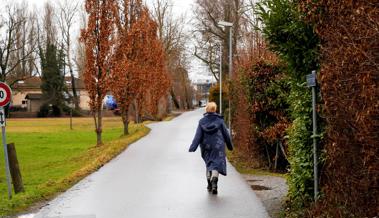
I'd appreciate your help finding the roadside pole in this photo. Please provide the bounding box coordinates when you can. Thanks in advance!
[219,43,222,114]
[306,70,319,201]
[228,26,232,130]
[217,21,233,129]
[0,82,13,199]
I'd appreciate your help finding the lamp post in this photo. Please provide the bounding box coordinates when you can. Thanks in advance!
[217,21,233,129]
[219,42,222,114]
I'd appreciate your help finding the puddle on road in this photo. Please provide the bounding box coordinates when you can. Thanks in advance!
[250,185,271,190]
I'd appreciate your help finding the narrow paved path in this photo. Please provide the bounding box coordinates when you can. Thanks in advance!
[33,109,269,218]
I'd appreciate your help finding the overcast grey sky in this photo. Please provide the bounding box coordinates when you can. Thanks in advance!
[0,0,213,83]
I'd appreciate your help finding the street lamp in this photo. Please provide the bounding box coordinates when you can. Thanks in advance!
[218,42,222,114]
[218,20,233,129]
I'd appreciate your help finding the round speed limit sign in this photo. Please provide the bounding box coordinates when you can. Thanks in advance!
[0,83,12,107]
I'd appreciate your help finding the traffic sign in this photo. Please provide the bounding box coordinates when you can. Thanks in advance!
[0,82,12,107]
[0,108,5,127]
[0,107,12,199]
[306,73,316,88]
[0,83,12,199]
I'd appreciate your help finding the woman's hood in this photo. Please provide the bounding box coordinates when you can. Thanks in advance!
[200,113,223,134]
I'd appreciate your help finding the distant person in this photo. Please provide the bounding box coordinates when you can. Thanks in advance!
[189,102,233,194]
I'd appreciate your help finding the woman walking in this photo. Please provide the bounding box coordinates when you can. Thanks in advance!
[189,102,233,194]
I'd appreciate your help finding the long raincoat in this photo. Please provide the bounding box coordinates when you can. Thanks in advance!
[189,112,233,176]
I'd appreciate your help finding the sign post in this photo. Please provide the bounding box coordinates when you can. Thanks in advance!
[0,82,13,199]
[306,71,319,201]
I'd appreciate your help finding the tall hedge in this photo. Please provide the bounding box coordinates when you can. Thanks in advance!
[299,1,379,216]
[208,83,229,116]
[232,59,290,169]
[256,0,321,212]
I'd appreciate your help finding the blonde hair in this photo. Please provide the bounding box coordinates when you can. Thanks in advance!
[206,102,217,113]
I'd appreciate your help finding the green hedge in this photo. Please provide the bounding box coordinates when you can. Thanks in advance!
[256,0,321,214]
[208,83,229,117]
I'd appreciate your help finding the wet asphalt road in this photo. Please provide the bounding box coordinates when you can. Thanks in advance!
[32,109,269,218]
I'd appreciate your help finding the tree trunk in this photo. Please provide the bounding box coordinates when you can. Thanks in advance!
[95,107,103,145]
[67,39,80,110]
[185,85,193,110]
[123,120,129,135]
[96,130,102,145]
[7,143,24,193]
[121,108,129,135]
[170,88,180,109]
[134,100,139,123]
[69,69,80,110]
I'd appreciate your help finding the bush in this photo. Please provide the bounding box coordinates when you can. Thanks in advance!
[232,59,290,170]
[62,105,83,117]
[299,1,379,216]
[51,105,62,117]
[256,0,321,213]
[38,104,50,118]
[208,83,229,116]
[38,104,66,117]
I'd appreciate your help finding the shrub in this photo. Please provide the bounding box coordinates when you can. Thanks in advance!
[38,104,50,118]
[232,58,290,170]
[299,0,379,216]
[208,83,229,116]
[256,0,321,213]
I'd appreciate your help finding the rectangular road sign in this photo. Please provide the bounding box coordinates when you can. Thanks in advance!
[306,73,316,87]
[0,108,6,127]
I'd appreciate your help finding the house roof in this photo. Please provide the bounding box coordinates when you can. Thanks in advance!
[25,93,43,100]
[12,77,85,91]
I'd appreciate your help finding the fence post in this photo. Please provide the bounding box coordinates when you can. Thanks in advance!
[7,143,24,193]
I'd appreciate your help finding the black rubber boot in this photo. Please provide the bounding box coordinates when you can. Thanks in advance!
[207,179,212,192]
[211,177,218,195]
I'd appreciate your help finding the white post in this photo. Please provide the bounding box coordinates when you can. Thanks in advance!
[217,21,233,129]
[228,27,232,129]
[219,43,222,114]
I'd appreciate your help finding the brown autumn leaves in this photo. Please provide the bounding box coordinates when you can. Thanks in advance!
[80,0,170,144]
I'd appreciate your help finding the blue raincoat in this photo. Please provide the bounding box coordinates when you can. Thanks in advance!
[189,112,233,176]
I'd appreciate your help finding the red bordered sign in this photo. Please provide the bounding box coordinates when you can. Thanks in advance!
[0,83,12,107]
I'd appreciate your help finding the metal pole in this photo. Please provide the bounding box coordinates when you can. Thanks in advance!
[228,27,232,129]
[2,125,12,199]
[311,70,319,200]
[219,43,222,115]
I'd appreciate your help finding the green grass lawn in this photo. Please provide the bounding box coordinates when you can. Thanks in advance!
[0,117,150,216]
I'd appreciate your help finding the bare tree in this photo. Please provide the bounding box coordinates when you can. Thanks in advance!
[56,0,81,110]
[0,2,38,85]
[151,0,193,109]
[74,4,87,80]
[237,0,267,58]
[42,3,57,47]
[36,2,57,65]
[192,0,243,81]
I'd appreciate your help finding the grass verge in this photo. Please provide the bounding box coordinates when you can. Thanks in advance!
[0,117,150,216]
[163,112,183,121]
[227,150,287,178]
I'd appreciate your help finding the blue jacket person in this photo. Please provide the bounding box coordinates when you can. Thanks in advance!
[189,102,233,194]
